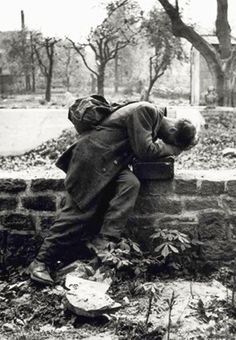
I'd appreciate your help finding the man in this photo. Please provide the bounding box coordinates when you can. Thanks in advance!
[29,101,197,285]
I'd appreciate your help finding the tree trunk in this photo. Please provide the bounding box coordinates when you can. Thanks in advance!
[30,33,36,93]
[31,66,36,93]
[90,74,96,93]
[45,75,52,102]
[114,53,119,94]
[158,0,232,106]
[223,73,236,107]
[97,65,105,96]
[25,73,31,92]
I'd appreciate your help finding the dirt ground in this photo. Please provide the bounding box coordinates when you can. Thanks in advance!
[0,262,236,340]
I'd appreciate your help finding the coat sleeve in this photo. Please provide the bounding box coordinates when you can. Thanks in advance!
[126,103,165,161]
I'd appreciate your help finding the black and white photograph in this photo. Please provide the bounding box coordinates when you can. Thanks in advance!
[0,0,236,339]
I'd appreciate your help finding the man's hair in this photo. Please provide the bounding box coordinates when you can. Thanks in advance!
[175,119,196,148]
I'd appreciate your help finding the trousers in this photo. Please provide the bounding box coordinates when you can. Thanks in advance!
[36,168,140,267]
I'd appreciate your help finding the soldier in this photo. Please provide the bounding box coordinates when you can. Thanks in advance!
[29,100,197,285]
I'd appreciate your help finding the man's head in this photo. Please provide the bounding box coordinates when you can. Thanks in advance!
[159,117,197,149]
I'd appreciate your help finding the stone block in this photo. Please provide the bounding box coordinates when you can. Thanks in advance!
[155,215,199,238]
[31,178,65,192]
[40,215,56,231]
[175,179,197,195]
[198,210,226,241]
[199,180,224,196]
[134,196,182,215]
[6,232,43,267]
[184,198,220,211]
[22,195,57,211]
[0,179,27,193]
[139,180,174,196]
[0,197,18,210]
[229,214,236,237]
[201,239,236,262]
[127,216,157,250]
[227,180,236,197]
[1,213,35,231]
[222,198,236,211]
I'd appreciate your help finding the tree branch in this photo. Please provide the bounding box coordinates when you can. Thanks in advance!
[67,38,98,76]
[216,0,231,58]
[158,0,223,76]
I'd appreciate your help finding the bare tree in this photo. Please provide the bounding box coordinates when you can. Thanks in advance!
[158,0,236,106]
[32,34,60,101]
[141,8,186,101]
[68,0,142,96]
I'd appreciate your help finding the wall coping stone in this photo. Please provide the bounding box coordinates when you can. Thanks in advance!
[0,169,235,181]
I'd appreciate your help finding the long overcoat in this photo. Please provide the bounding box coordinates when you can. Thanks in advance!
[56,101,166,210]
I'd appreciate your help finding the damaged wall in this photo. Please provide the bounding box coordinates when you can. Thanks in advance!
[0,172,236,267]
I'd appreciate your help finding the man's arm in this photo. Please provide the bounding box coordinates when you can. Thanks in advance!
[126,103,182,160]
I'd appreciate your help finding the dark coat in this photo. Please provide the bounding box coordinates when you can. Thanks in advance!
[56,101,166,209]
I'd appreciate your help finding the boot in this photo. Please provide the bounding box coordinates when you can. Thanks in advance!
[28,259,54,285]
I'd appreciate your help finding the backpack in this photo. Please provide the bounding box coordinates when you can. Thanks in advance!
[68,94,120,134]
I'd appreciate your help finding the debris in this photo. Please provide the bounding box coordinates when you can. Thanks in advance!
[2,323,17,332]
[58,259,95,279]
[65,275,121,317]
[222,147,236,157]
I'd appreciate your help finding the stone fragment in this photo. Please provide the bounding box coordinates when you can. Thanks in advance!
[222,147,236,157]
[65,274,121,317]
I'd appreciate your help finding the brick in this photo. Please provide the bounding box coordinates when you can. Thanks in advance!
[126,216,157,250]
[222,198,236,211]
[139,180,174,196]
[156,216,198,238]
[1,213,35,230]
[175,179,197,195]
[40,215,56,231]
[199,180,224,196]
[184,198,220,211]
[227,180,236,197]
[0,229,8,249]
[229,214,236,227]
[0,197,18,210]
[134,196,182,215]
[201,239,236,262]
[6,233,43,267]
[198,210,226,241]
[229,214,236,238]
[22,195,57,211]
[31,179,65,192]
[0,179,27,193]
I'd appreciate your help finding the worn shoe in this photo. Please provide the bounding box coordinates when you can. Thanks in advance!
[28,260,54,285]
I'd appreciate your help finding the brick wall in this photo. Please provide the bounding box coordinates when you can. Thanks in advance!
[0,172,236,267]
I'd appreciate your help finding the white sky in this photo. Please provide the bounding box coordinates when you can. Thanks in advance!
[1,0,236,40]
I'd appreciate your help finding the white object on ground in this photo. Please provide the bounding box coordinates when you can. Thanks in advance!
[65,274,121,317]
